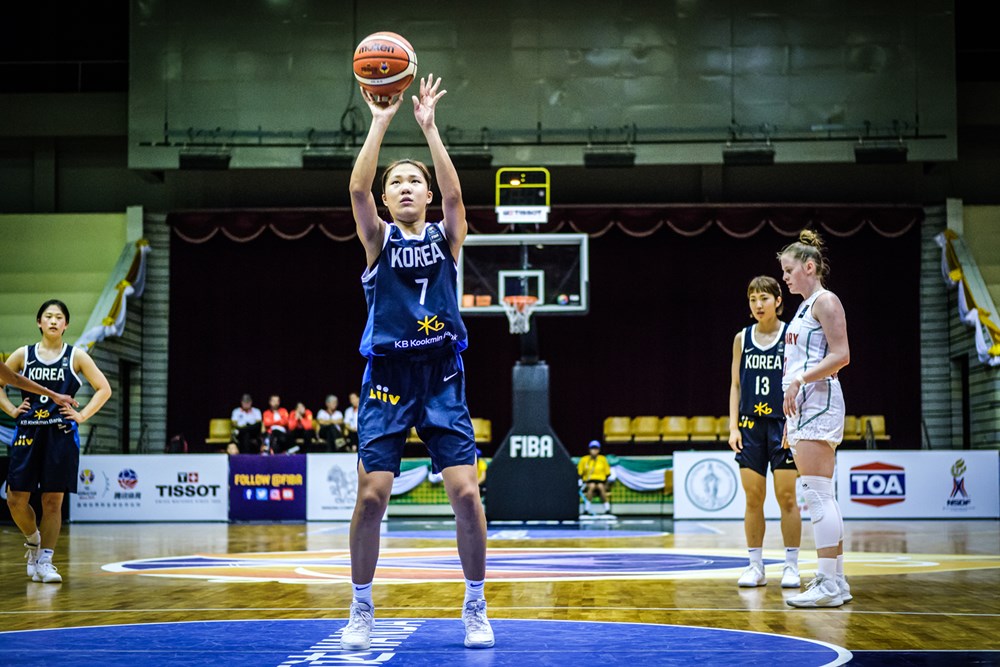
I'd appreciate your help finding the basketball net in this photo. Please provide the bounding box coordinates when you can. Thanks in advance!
[502,295,538,334]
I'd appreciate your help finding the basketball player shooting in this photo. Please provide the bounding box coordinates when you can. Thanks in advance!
[340,74,494,651]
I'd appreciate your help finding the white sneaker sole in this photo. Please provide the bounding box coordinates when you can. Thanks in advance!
[340,638,371,651]
[465,636,495,649]
[786,594,843,608]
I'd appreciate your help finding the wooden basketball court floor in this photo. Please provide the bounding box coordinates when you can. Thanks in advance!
[1,517,998,665]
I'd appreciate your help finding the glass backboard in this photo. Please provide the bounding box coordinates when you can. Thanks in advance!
[458,233,589,315]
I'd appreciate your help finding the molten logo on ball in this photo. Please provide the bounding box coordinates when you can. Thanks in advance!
[353,31,418,100]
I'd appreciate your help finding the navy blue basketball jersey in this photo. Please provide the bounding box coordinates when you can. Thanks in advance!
[360,221,468,357]
[738,323,786,419]
[18,343,82,427]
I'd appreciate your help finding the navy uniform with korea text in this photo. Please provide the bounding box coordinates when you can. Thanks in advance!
[735,322,791,477]
[358,220,475,474]
[733,319,802,588]
[7,343,82,583]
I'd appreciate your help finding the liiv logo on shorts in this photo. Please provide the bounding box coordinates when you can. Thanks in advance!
[370,385,400,405]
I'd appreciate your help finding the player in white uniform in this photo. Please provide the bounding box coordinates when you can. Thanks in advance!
[778,230,852,608]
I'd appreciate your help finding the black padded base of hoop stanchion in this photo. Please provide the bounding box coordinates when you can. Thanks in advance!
[485,362,578,521]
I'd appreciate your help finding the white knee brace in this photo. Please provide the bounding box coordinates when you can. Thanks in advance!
[800,475,843,549]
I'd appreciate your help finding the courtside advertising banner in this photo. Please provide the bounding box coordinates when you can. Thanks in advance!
[673,451,809,520]
[306,453,359,521]
[228,454,306,521]
[837,450,1000,518]
[73,454,228,521]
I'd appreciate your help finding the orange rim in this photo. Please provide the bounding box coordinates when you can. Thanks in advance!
[503,295,539,311]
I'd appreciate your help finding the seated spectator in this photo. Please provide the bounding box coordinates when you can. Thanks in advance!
[231,393,263,454]
[287,402,315,452]
[577,440,612,514]
[343,391,360,452]
[316,394,346,451]
[263,394,289,454]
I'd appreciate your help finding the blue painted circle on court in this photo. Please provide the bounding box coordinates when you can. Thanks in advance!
[0,618,851,666]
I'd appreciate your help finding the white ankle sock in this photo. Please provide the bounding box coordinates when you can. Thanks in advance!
[25,530,40,547]
[836,554,844,577]
[352,581,373,606]
[817,557,836,579]
[38,549,54,564]
[464,579,485,604]
[785,547,799,567]
[748,547,763,565]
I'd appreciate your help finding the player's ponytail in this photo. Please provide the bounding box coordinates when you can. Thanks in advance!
[778,229,829,284]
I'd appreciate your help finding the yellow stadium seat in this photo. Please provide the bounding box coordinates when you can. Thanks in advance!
[632,416,662,442]
[689,415,718,442]
[471,418,492,444]
[844,415,860,441]
[716,416,731,439]
[604,416,632,443]
[205,418,233,445]
[659,416,689,442]
[860,415,890,441]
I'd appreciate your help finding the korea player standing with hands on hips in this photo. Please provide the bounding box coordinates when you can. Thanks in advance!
[341,74,493,651]
[0,299,111,584]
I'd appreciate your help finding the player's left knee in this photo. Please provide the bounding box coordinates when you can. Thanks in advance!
[776,492,798,512]
[450,482,480,509]
[40,494,63,512]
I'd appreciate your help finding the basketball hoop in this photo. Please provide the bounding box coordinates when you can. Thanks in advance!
[502,295,538,334]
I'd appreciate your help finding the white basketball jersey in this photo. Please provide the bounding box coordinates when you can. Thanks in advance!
[783,289,839,391]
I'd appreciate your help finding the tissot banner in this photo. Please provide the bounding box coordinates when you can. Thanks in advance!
[73,454,228,521]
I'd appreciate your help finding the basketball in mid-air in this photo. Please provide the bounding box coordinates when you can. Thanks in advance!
[353,32,417,102]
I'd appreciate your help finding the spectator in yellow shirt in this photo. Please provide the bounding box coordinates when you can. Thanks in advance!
[577,440,611,514]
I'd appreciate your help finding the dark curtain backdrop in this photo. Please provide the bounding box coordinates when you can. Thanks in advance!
[167,206,922,455]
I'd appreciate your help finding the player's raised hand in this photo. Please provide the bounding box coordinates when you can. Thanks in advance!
[412,74,446,131]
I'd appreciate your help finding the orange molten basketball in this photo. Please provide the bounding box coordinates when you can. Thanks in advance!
[353,32,417,102]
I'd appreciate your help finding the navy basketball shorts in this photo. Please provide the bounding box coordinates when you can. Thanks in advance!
[358,347,476,476]
[735,416,796,477]
[6,422,81,493]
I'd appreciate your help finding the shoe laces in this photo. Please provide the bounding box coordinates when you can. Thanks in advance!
[463,600,490,632]
[804,574,835,592]
[24,544,39,564]
[36,561,57,574]
[802,576,822,591]
[345,602,373,633]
